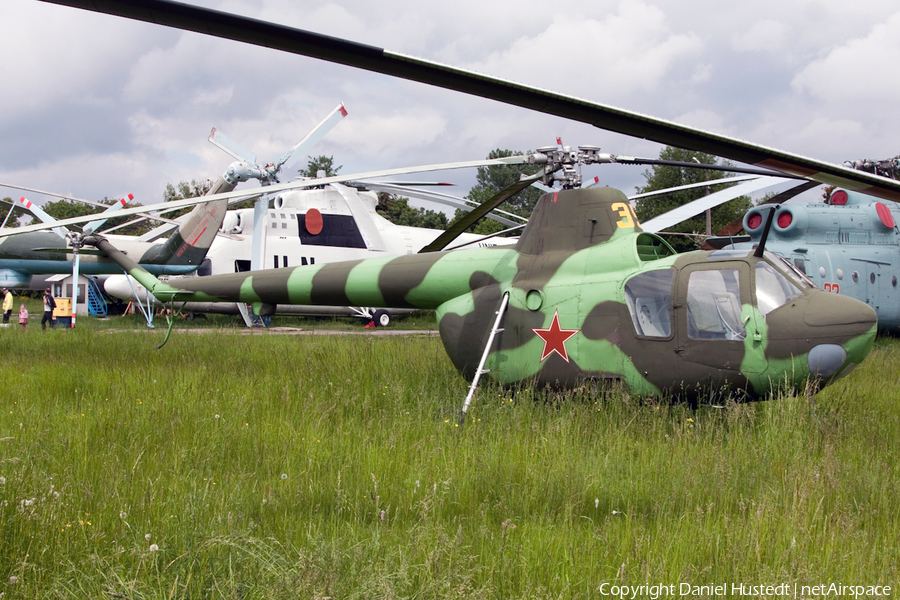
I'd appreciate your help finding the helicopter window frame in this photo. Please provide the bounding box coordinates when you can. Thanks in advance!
[623,268,675,339]
[685,268,747,341]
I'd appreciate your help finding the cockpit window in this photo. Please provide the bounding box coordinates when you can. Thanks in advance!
[624,269,674,337]
[755,261,802,316]
[686,269,746,340]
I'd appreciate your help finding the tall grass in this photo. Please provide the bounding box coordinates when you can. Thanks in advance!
[0,319,898,598]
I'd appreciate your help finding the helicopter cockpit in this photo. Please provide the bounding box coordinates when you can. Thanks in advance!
[624,250,813,342]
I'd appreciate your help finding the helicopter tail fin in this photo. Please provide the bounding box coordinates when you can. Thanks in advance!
[135,176,233,268]
[516,187,642,254]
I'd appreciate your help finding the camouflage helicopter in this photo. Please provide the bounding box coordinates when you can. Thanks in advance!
[24,0,900,401]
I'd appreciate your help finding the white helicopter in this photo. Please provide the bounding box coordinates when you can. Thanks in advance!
[102,105,528,327]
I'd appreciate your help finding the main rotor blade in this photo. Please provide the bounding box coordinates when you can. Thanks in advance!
[208,127,256,163]
[278,103,348,173]
[0,181,181,227]
[0,155,529,237]
[628,174,762,200]
[361,181,525,226]
[608,157,803,179]
[419,172,544,253]
[641,177,796,233]
[38,0,900,201]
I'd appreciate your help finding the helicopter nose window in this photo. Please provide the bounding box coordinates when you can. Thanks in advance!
[686,269,746,340]
[624,269,674,338]
[755,262,802,316]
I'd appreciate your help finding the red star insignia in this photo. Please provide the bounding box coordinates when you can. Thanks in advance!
[532,309,579,363]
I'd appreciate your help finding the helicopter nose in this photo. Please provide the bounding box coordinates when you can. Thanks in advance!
[802,290,877,379]
[803,290,877,330]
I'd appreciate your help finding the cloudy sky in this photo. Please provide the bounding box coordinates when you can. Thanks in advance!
[3,0,900,210]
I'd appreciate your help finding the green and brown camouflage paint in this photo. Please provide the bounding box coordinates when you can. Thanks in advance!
[89,187,877,399]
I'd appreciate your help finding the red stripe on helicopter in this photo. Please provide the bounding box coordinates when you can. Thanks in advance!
[188,227,207,246]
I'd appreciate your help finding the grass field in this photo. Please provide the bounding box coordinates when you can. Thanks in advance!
[0,309,898,598]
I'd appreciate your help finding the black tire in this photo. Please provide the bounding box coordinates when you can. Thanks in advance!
[373,309,391,327]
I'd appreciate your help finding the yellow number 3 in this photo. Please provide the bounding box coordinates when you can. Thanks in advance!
[611,202,637,229]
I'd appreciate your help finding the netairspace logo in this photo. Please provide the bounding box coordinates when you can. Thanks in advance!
[597,582,892,599]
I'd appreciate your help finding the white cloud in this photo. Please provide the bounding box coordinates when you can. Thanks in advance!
[792,12,900,105]
[469,2,703,101]
[731,20,791,54]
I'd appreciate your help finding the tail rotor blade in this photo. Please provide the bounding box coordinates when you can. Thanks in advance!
[83,193,134,234]
[18,197,68,239]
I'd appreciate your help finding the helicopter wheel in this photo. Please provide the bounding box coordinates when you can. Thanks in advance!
[373,309,391,327]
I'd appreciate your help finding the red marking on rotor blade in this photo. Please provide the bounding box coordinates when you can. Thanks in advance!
[189,227,208,246]
[339,105,348,117]
[19,197,31,208]
[556,137,562,145]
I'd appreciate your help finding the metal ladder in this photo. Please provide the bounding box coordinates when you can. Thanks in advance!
[87,278,107,317]
[459,291,509,426]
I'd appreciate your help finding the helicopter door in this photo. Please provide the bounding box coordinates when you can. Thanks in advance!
[675,263,758,372]
[863,261,882,309]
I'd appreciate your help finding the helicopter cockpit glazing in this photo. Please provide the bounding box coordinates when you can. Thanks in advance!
[755,260,803,316]
[624,252,809,342]
[624,268,674,338]
[686,268,746,340]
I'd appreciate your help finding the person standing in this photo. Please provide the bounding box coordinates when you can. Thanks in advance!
[18,304,28,330]
[41,288,56,330]
[1,288,12,325]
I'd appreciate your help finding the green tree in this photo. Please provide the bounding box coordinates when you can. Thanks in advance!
[376,193,448,229]
[298,155,341,179]
[633,146,752,252]
[162,179,214,219]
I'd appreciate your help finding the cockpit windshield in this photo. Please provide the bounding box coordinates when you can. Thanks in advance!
[755,260,803,316]
[767,251,814,289]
